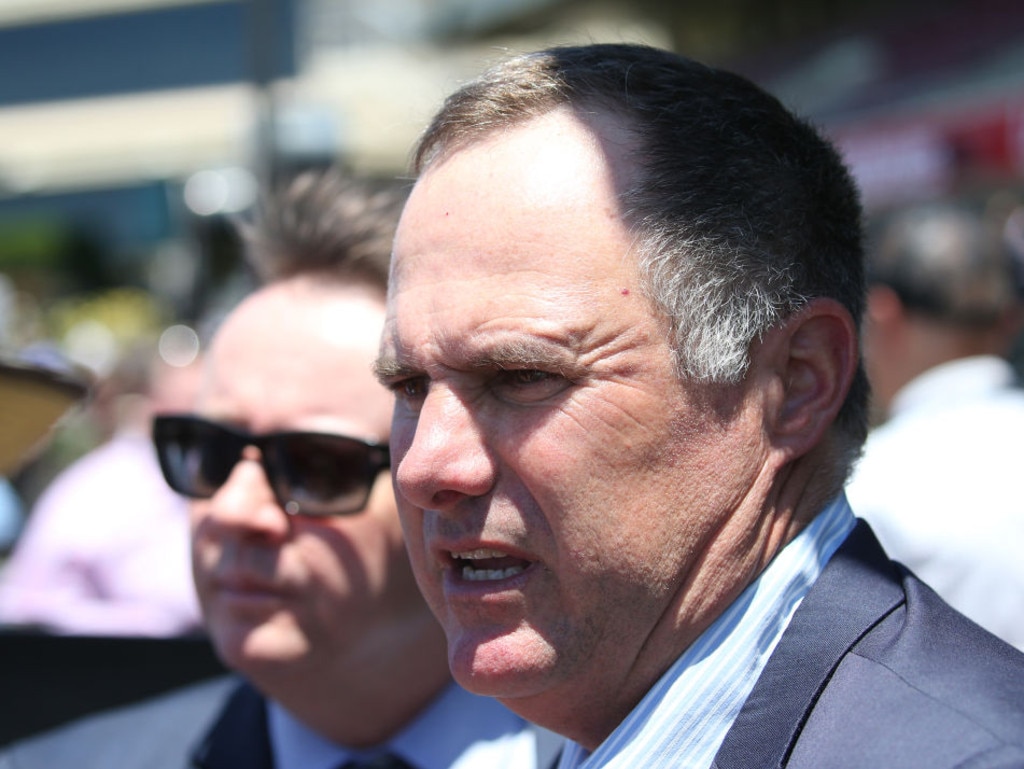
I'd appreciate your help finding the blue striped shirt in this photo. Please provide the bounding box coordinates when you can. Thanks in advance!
[557,495,856,769]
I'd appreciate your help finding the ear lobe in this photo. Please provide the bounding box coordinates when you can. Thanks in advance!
[757,298,859,457]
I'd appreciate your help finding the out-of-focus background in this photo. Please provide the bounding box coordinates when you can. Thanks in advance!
[2,0,1023,744]
[3,0,1023,385]
[4,0,1023,359]
[3,0,1023,429]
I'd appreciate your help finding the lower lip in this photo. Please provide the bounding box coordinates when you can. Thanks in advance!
[214,585,285,613]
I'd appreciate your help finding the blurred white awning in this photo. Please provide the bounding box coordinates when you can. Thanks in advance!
[0,43,465,195]
[0,84,256,193]
[0,0,217,27]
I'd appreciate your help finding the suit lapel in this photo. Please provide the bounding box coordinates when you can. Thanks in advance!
[191,680,274,769]
[711,521,905,769]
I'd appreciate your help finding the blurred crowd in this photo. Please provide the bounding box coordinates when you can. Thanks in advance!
[848,196,1024,651]
[0,280,219,636]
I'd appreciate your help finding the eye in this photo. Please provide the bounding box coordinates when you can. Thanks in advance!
[389,376,429,403]
[492,368,571,403]
[507,369,553,386]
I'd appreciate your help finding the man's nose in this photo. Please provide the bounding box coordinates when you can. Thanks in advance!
[393,387,496,514]
[203,446,291,539]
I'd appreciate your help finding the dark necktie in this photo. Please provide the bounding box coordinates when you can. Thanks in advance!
[338,754,416,769]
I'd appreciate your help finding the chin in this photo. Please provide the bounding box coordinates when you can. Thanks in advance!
[448,625,559,700]
[210,615,310,676]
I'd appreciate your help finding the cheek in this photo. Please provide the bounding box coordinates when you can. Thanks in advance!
[504,396,755,583]
[389,410,417,461]
[187,501,206,535]
[367,483,409,575]
[187,505,215,573]
[502,389,683,514]
[317,502,409,596]
[297,524,366,590]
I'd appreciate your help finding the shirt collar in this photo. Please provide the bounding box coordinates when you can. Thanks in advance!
[269,682,529,769]
[559,494,856,769]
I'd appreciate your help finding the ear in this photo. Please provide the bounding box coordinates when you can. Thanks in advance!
[752,298,859,459]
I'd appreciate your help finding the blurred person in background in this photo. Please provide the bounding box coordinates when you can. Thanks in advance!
[0,169,559,769]
[1,278,31,555]
[0,479,24,556]
[0,348,90,558]
[846,200,1024,650]
[0,337,204,636]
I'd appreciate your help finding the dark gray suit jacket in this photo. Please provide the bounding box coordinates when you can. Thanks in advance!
[713,521,1024,768]
[0,676,563,768]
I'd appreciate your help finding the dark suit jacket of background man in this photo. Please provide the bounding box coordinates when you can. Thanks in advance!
[0,677,564,769]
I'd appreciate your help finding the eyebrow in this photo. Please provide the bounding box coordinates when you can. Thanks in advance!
[475,338,577,373]
[373,334,582,385]
[373,355,413,383]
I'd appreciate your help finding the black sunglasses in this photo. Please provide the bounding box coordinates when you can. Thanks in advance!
[152,414,390,517]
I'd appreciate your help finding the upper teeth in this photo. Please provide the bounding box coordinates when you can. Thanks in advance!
[452,548,507,560]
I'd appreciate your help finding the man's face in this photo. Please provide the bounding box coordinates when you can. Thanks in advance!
[380,109,768,739]
[191,279,426,685]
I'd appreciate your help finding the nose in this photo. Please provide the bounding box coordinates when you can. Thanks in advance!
[200,446,291,540]
[393,387,496,513]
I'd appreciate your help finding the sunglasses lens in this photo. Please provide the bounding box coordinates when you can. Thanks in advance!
[269,434,384,516]
[154,417,241,498]
[154,416,388,516]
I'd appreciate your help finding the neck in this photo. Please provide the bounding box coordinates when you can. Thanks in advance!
[505,448,830,751]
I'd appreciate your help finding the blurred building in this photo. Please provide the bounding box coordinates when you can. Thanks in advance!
[732,0,1024,213]
[0,0,1022,324]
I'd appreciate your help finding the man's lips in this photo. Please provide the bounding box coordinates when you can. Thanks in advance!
[448,547,534,582]
[210,571,286,600]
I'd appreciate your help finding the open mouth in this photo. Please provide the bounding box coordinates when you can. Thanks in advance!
[450,548,531,582]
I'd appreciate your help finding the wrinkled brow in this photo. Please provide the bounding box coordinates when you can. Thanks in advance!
[373,334,580,384]
[471,338,578,373]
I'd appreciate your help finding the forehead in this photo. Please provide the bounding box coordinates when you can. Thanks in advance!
[390,109,640,322]
[203,279,391,435]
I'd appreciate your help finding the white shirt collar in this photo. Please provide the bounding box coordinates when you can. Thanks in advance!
[269,682,532,769]
[558,494,856,769]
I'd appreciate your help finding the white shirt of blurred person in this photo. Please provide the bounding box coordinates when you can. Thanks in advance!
[0,346,203,636]
[847,202,1024,650]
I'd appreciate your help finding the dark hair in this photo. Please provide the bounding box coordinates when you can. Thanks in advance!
[414,43,869,478]
[241,168,408,292]
[870,202,1022,328]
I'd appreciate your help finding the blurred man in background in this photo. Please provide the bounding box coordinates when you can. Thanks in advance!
[846,201,1024,650]
[0,341,203,636]
[0,352,90,555]
[0,169,558,768]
